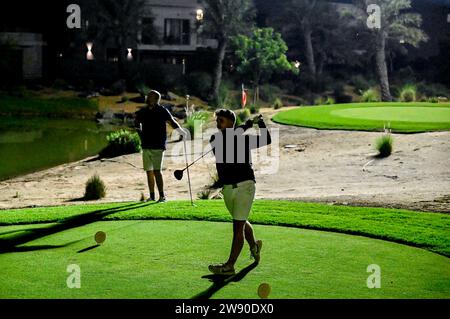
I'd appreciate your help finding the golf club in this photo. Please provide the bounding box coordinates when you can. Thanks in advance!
[174,148,214,181]
[182,138,194,206]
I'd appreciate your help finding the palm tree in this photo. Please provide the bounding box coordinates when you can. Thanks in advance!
[351,0,428,101]
[202,0,255,104]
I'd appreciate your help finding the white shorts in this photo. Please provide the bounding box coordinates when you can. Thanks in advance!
[222,180,256,221]
[142,149,164,171]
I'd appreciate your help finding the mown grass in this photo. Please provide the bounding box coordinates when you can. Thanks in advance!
[272,102,450,133]
[1,200,449,257]
[1,220,449,298]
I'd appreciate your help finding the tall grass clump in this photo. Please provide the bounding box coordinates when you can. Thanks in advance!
[99,129,141,158]
[375,134,393,158]
[361,88,380,102]
[399,84,417,102]
[84,174,106,200]
[236,108,251,126]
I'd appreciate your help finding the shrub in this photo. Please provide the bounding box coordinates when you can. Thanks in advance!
[99,129,141,158]
[184,111,210,139]
[399,84,417,102]
[197,189,213,200]
[121,96,129,103]
[375,134,393,158]
[84,174,106,200]
[314,97,326,105]
[186,72,212,100]
[325,97,335,105]
[361,88,380,102]
[248,104,260,114]
[417,82,450,98]
[272,97,283,109]
[110,80,126,95]
[136,83,150,97]
[259,84,282,103]
[351,75,372,93]
[428,97,439,103]
[236,108,251,125]
[216,79,235,107]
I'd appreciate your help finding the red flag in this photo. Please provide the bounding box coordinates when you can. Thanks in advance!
[242,84,247,108]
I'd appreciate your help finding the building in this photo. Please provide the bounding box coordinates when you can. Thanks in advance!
[0,32,45,81]
[80,0,217,73]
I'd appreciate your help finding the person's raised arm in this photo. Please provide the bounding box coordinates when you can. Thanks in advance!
[247,116,272,149]
[166,109,188,139]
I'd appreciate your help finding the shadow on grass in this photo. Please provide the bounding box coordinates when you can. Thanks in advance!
[0,202,148,254]
[192,262,258,300]
[77,244,100,253]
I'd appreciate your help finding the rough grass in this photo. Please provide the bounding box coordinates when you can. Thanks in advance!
[1,200,449,257]
[272,102,450,133]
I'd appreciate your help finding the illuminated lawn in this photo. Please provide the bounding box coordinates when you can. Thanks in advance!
[272,102,450,132]
[0,200,449,298]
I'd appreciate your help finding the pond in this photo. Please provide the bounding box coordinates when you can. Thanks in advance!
[0,117,119,181]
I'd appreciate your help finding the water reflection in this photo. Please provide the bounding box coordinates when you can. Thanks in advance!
[0,117,119,180]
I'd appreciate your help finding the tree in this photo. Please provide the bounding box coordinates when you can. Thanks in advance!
[351,0,428,101]
[273,0,336,80]
[83,0,151,79]
[231,28,298,101]
[202,0,255,104]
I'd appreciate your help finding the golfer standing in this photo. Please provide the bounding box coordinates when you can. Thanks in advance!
[208,109,271,275]
[135,90,187,202]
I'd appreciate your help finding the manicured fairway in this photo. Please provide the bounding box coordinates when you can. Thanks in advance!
[272,102,450,132]
[0,220,449,299]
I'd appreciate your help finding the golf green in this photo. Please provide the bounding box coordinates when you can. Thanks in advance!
[0,220,448,299]
[272,102,450,132]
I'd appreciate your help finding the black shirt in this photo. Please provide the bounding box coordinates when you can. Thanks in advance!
[209,126,271,186]
[135,105,172,150]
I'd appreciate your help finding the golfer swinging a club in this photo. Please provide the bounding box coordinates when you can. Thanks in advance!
[134,90,187,203]
[208,109,271,275]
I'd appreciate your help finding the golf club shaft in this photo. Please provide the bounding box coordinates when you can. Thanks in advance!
[181,148,214,172]
[183,139,194,206]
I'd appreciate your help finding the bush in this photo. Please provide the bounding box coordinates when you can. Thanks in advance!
[417,82,450,98]
[197,189,213,200]
[184,111,210,139]
[399,84,417,102]
[110,80,126,96]
[375,134,393,158]
[272,97,283,109]
[248,104,260,114]
[361,88,380,102]
[99,129,141,158]
[428,97,439,103]
[351,75,373,93]
[325,97,335,105]
[136,83,150,97]
[121,96,129,103]
[216,78,236,107]
[236,108,251,125]
[84,174,106,200]
[259,84,282,103]
[186,72,212,100]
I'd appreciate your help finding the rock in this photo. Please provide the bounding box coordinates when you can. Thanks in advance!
[167,91,179,101]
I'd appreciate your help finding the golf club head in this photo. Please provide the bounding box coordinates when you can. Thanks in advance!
[174,170,184,180]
